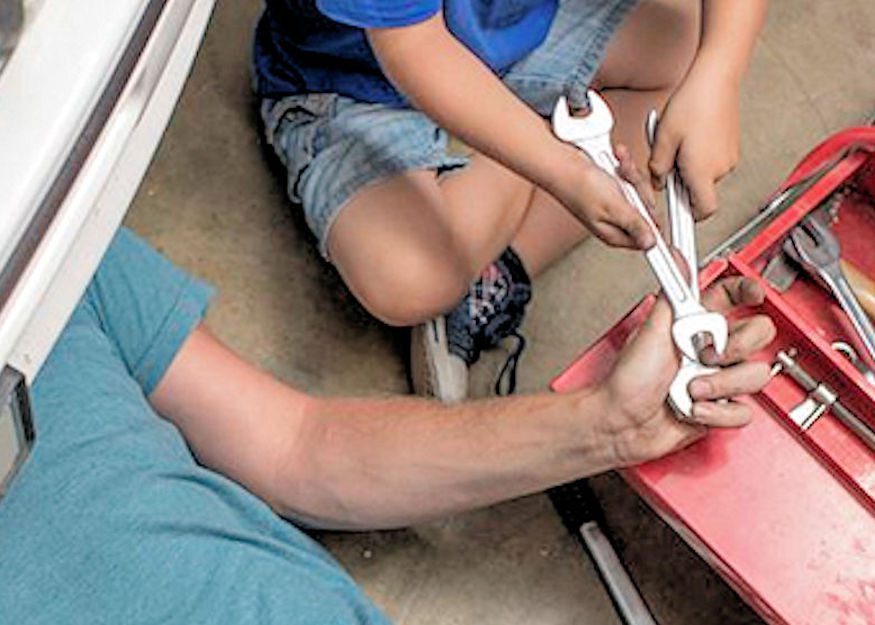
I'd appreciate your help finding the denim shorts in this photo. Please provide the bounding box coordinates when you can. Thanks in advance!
[261,0,640,258]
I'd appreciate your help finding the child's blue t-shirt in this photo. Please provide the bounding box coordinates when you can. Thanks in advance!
[253,0,558,106]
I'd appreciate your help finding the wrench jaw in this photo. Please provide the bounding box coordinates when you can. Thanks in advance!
[671,313,729,361]
[551,92,615,146]
[669,361,719,419]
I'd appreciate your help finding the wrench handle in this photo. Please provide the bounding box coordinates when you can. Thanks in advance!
[586,148,698,313]
[667,171,698,296]
[645,110,699,300]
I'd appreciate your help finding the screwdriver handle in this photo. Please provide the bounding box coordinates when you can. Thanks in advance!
[841,259,875,321]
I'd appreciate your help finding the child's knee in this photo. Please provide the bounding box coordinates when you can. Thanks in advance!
[354,248,469,327]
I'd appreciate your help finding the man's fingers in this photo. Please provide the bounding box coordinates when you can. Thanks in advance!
[690,400,752,428]
[648,126,679,190]
[701,276,766,313]
[700,314,776,366]
[688,361,771,402]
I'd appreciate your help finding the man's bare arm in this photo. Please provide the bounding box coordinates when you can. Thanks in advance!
[149,279,773,531]
[150,328,617,529]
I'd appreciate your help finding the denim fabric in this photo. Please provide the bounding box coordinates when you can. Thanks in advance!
[261,0,639,258]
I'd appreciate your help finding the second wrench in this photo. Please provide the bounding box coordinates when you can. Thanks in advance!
[646,111,718,418]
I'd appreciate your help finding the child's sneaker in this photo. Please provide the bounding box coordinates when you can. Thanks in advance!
[410,316,470,403]
[410,248,532,403]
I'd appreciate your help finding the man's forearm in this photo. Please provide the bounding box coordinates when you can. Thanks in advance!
[698,0,768,82]
[278,390,617,530]
[153,328,619,532]
[367,13,579,196]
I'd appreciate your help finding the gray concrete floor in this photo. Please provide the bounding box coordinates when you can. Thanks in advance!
[126,2,875,623]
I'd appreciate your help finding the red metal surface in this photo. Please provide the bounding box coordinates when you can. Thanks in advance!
[551,142,875,624]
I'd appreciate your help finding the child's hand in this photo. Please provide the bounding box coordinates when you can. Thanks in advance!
[649,61,742,220]
[549,143,657,250]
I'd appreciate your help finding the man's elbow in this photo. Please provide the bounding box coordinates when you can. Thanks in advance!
[263,396,365,530]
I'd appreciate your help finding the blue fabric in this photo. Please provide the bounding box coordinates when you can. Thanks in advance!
[253,0,558,105]
[0,228,390,625]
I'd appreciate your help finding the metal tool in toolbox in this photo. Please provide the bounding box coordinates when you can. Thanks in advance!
[783,214,875,363]
[551,90,727,417]
[832,340,875,384]
[755,188,875,374]
[771,348,875,452]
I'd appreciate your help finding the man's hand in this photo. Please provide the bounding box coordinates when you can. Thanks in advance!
[547,142,657,249]
[649,61,741,220]
[596,276,776,466]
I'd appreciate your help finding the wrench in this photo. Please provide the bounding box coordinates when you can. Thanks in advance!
[645,111,718,418]
[646,111,698,294]
[786,215,875,364]
[552,91,728,361]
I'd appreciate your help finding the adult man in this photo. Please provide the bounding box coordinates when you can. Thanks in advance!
[0,229,774,623]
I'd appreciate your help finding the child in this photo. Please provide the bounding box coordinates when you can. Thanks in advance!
[253,0,767,402]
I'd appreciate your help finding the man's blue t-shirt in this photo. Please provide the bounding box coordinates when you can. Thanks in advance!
[253,0,558,106]
[0,229,391,624]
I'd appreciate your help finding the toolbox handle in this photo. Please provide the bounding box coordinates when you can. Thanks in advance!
[779,127,875,192]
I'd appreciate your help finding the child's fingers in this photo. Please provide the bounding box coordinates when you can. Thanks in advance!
[648,125,680,190]
[615,144,656,213]
[683,163,719,219]
[592,222,643,249]
[602,147,654,249]
[603,202,654,249]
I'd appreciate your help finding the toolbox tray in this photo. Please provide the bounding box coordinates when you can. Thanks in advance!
[551,129,875,625]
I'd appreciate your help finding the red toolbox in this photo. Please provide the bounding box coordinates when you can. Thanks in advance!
[552,128,875,625]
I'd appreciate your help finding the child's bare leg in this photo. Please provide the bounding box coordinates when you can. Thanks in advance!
[327,155,532,327]
[511,189,588,277]
[436,153,534,271]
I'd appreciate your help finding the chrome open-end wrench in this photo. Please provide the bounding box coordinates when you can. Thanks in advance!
[552,91,728,362]
[646,111,718,418]
[786,215,875,365]
[646,112,698,294]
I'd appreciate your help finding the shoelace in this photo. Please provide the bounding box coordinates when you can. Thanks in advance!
[495,331,526,396]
